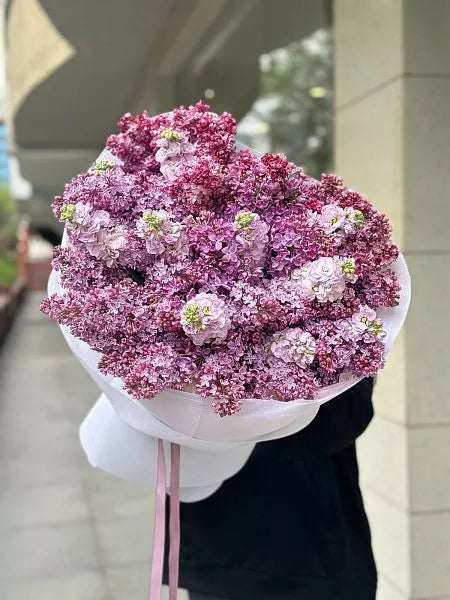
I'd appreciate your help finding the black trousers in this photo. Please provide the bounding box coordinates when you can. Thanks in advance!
[189,594,228,600]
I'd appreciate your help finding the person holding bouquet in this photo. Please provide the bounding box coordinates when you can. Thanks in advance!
[167,378,376,600]
[43,101,409,600]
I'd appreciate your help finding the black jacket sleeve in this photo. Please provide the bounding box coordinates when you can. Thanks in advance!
[299,378,374,454]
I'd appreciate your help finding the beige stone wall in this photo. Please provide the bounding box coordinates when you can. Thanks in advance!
[334,1,450,598]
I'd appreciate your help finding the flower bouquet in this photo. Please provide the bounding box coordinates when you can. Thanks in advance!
[43,101,410,503]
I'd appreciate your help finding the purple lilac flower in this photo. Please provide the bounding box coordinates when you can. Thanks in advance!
[306,209,321,227]
[124,343,196,399]
[253,359,319,402]
[51,244,124,292]
[42,101,401,414]
[181,292,231,345]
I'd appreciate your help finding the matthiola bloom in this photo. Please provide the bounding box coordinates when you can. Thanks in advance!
[271,328,316,368]
[291,256,359,303]
[42,101,402,414]
[338,257,358,283]
[320,204,345,233]
[61,201,111,244]
[70,202,92,225]
[318,204,365,238]
[181,293,231,345]
[234,211,269,264]
[349,305,385,341]
[59,203,77,223]
[77,211,112,244]
[84,226,126,267]
[93,159,116,174]
[136,209,183,255]
[343,207,365,233]
[308,256,339,283]
[59,201,88,227]
[292,257,346,303]
[155,128,196,180]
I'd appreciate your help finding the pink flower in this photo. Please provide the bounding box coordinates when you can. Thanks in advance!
[234,211,269,265]
[343,207,365,233]
[292,257,347,303]
[320,204,345,233]
[136,209,183,255]
[308,256,338,283]
[271,328,317,368]
[85,227,126,267]
[77,211,111,243]
[349,305,385,341]
[314,281,346,303]
[181,293,231,345]
[63,202,125,266]
[350,306,377,333]
[338,257,358,283]
[155,129,196,180]
[70,202,92,226]
[65,202,111,243]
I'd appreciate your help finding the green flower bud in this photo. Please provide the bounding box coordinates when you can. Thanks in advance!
[369,319,385,338]
[353,210,365,228]
[160,128,183,142]
[143,213,163,232]
[94,159,115,174]
[59,203,76,222]
[235,211,256,230]
[183,303,203,327]
[339,258,356,275]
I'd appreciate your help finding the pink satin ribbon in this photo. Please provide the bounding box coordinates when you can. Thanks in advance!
[149,440,181,600]
[169,443,181,600]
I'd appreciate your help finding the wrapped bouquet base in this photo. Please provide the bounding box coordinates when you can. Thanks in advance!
[80,393,256,502]
[42,102,411,599]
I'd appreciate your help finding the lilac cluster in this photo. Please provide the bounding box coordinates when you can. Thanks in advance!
[42,101,400,416]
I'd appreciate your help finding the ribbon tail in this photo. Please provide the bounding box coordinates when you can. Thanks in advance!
[149,439,166,600]
[169,443,181,600]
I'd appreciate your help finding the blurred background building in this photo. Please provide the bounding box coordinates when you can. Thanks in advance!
[1,1,449,599]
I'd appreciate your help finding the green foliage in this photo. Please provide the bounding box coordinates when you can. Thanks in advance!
[0,255,17,286]
[238,28,333,179]
[0,187,19,278]
[0,186,16,222]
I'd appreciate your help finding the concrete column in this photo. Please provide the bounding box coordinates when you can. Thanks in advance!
[334,2,450,599]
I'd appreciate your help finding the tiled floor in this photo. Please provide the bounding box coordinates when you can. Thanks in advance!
[0,292,188,600]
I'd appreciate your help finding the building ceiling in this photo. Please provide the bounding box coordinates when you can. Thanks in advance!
[5,0,330,227]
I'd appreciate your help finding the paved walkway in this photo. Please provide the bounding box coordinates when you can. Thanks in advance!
[0,292,188,600]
